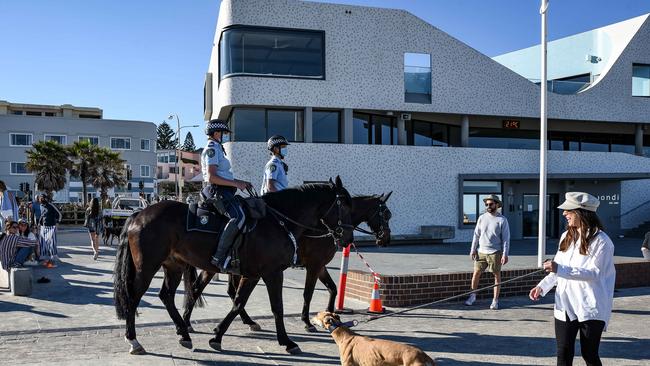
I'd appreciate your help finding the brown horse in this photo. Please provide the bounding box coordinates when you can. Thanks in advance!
[113,177,355,355]
[181,192,394,332]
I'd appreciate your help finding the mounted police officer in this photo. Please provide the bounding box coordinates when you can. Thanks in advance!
[201,119,253,271]
[261,135,290,195]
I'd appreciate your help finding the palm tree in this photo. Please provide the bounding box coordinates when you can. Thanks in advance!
[68,140,101,206]
[25,140,70,198]
[92,148,127,202]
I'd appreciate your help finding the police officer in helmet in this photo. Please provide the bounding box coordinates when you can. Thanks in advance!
[201,119,253,271]
[261,135,290,195]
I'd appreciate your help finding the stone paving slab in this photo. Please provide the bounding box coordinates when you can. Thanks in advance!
[1,231,649,365]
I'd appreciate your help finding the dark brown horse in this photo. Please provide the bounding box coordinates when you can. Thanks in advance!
[113,178,355,355]
[181,192,394,332]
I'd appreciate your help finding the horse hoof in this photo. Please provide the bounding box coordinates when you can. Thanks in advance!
[286,345,302,355]
[186,326,195,333]
[304,325,317,333]
[129,345,146,355]
[179,339,193,349]
[248,323,262,332]
[209,340,222,351]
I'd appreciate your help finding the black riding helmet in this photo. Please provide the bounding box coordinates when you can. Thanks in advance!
[205,119,231,136]
[267,135,290,151]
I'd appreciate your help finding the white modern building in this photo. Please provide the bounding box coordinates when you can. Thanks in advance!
[205,0,650,241]
[0,101,157,202]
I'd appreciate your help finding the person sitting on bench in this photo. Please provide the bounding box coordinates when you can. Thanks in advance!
[0,220,38,269]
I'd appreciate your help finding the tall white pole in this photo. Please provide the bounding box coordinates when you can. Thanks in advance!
[175,117,180,201]
[538,0,549,268]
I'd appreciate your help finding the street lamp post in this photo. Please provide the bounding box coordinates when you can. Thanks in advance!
[538,0,549,268]
[167,114,198,202]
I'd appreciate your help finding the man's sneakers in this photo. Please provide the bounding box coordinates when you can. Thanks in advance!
[465,293,499,309]
[464,293,476,306]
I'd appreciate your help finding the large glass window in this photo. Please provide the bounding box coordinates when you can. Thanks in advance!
[44,134,67,145]
[632,64,650,97]
[79,136,99,145]
[352,113,396,145]
[10,162,30,175]
[231,108,304,142]
[111,137,131,150]
[407,120,461,147]
[9,133,32,146]
[469,128,540,150]
[267,110,304,142]
[404,53,431,103]
[462,181,502,224]
[313,110,340,143]
[220,26,324,80]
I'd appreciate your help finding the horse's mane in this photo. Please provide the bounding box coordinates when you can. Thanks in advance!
[263,183,350,209]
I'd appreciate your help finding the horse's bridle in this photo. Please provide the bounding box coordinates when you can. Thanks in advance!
[266,192,354,244]
[354,201,392,240]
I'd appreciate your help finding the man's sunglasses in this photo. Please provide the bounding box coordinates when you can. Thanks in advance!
[485,202,496,207]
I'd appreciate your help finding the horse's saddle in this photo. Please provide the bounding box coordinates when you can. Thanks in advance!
[186,197,267,274]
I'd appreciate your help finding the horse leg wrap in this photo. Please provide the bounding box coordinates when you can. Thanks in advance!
[125,337,145,355]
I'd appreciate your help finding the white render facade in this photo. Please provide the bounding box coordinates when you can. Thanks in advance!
[206,0,650,241]
[0,101,157,202]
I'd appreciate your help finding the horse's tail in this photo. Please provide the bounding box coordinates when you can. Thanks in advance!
[183,265,206,309]
[113,212,139,320]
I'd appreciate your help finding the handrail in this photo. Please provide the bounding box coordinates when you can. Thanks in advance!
[617,199,650,218]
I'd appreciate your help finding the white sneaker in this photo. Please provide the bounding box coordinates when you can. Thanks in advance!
[490,300,499,310]
[23,260,39,266]
[465,293,476,306]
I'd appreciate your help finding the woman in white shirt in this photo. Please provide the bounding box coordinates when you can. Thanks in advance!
[529,192,615,366]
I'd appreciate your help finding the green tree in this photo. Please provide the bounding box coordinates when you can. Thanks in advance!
[68,140,101,206]
[181,131,196,151]
[25,140,70,198]
[92,148,127,202]
[157,121,178,150]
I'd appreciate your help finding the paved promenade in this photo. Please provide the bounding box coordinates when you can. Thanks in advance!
[1,229,649,365]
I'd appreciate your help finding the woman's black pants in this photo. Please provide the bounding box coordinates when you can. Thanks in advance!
[555,314,606,366]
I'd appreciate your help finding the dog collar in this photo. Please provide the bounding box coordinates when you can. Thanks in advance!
[327,320,357,333]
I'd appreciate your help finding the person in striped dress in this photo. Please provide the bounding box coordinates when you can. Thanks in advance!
[0,220,38,269]
[37,195,62,267]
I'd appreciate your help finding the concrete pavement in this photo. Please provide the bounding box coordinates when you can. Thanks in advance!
[1,230,649,365]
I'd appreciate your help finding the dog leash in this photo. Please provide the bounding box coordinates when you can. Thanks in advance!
[355,268,547,325]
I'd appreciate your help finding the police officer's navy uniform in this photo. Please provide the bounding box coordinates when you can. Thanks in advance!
[260,156,288,195]
[201,122,245,270]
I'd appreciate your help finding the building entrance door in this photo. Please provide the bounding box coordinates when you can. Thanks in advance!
[522,194,560,238]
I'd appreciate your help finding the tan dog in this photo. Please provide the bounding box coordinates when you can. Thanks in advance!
[312,311,435,366]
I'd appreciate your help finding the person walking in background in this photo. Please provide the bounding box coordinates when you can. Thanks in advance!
[84,198,102,260]
[529,192,615,366]
[641,230,650,260]
[38,195,62,267]
[0,180,19,228]
[465,194,510,310]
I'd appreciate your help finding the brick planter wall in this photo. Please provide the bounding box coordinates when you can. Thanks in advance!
[344,261,650,307]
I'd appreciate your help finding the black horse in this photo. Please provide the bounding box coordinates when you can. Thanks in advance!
[181,192,394,332]
[113,177,355,355]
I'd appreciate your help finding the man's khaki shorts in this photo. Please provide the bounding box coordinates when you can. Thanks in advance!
[474,251,502,273]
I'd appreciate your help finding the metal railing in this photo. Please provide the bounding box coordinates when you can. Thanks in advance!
[617,199,650,219]
[529,79,591,95]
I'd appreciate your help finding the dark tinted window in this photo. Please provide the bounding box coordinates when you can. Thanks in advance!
[267,110,304,142]
[353,113,370,144]
[232,109,266,142]
[313,110,340,143]
[220,27,324,79]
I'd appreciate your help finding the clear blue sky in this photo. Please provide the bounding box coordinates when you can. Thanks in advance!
[1,0,649,148]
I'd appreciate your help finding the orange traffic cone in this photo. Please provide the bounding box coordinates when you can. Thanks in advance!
[367,281,385,314]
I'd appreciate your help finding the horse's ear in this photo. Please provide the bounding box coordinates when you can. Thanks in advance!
[382,191,393,202]
[328,177,334,187]
[335,175,343,188]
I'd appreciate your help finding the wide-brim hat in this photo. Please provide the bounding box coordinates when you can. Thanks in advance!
[482,194,502,208]
[557,192,599,212]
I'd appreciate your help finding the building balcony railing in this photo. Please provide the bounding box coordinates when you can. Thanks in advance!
[530,79,591,95]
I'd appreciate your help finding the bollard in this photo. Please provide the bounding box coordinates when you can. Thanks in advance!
[10,267,33,296]
[335,243,353,314]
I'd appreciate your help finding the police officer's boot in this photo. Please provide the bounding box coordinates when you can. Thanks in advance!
[211,220,239,271]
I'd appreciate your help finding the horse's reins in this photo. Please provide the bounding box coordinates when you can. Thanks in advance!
[353,202,391,239]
